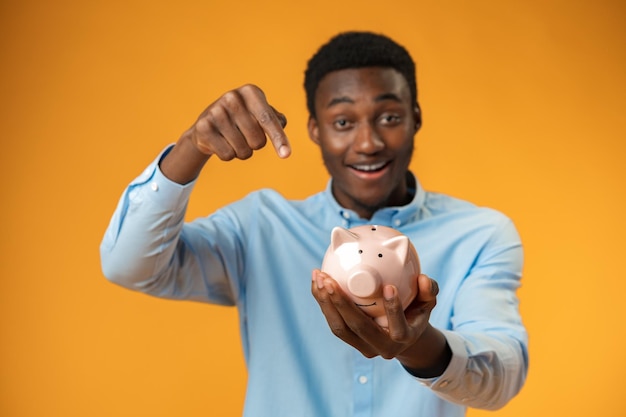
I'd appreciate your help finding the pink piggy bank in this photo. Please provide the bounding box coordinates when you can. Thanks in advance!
[321,225,420,327]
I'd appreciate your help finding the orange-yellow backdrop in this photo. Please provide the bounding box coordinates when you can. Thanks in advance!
[1,0,625,416]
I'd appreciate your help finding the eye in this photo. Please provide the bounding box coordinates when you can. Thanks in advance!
[358,249,363,254]
[379,113,401,126]
[378,253,383,258]
[333,118,352,130]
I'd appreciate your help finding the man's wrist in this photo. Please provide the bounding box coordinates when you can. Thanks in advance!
[159,132,211,184]
[397,325,453,378]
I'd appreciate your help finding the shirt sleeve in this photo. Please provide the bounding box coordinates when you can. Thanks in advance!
[416,216,528,410]
[99,145,240,305]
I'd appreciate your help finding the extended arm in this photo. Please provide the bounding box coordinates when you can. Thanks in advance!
[311,218,527,410]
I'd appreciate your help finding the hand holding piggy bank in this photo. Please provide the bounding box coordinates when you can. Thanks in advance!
[321,225,420,327]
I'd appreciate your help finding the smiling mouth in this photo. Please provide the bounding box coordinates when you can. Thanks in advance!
[355,302,377,307]
[349,161,390,173]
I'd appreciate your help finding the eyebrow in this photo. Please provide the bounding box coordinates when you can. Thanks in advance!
[326,92,403,108]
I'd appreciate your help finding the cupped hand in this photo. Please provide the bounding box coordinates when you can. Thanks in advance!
[311,269,450,377]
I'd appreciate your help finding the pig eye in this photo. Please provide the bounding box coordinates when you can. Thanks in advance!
[378,253,383,258]
[371,226,377,231]
[358,249,363,254]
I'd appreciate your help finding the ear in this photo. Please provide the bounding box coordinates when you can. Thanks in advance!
[308,116,320,145]
[413,104,422,133]
[382,235,409,263]
[330,227,359,251]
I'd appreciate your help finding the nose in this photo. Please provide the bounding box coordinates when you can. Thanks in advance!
[347,265,382,298]
[352,123,384,154]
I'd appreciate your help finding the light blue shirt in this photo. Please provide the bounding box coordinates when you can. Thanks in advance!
[101,147,528,417]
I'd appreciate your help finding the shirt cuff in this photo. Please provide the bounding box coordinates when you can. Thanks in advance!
[414,330,469,390]
[130,145,197,211]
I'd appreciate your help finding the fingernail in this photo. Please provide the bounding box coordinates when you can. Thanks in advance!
[383,285,396,301]
[323,279,334,295]
[315,272,324,290]
[278,145,290,158]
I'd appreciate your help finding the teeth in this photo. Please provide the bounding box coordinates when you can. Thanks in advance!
[351,161,388,172]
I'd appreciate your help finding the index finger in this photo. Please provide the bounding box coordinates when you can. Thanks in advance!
[239,85,291,158]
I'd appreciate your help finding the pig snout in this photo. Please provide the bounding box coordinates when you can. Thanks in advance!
[347,265,382,298]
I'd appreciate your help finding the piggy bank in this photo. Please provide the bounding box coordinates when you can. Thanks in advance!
[321,225,420,327]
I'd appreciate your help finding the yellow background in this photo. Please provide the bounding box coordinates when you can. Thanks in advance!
[1,0,625,416]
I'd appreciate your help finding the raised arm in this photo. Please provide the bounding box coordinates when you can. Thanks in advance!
[100,85,289,298]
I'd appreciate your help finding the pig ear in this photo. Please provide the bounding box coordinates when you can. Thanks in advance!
[382,236,409,262]
[330,227,359,251]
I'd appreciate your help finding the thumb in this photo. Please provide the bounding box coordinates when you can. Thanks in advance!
[417,274,439,302]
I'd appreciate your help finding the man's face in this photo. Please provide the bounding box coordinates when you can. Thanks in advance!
[308,67,421,220]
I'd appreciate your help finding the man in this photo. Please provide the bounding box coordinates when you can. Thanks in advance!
[101,31,528,416]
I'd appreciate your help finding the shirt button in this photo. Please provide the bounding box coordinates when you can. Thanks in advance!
[393,219,401,227]
[150,182,159,191]
[358,375,368,384]
[342,211,350,219]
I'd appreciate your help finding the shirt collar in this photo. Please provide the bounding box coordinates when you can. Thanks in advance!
[323,171,425,228]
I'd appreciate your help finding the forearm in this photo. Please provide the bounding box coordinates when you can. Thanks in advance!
[159,129,211,185]
[100,147,194,288]
[396,321,526,409]
[397,324,452,378]
[420,330,528,410]
[417,216,528,409]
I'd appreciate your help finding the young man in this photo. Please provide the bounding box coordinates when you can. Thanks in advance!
[101,32,528,416]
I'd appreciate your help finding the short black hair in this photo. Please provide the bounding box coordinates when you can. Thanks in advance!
[304,31,418,118]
